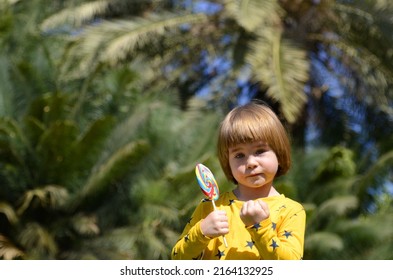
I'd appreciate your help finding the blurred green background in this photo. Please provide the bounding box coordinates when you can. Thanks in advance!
[0,0,392,260]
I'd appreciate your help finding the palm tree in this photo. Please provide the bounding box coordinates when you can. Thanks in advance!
[0,90,151,259]
[1,0,225,259]
[0,22,226,257]
[40,0,392,122]
[0,78,227,260]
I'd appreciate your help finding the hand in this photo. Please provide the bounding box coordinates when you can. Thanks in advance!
[200,210,229,238]
[240,200,270,227]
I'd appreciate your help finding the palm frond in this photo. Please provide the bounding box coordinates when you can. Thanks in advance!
[334,219,382,248]
[17,185,69,216]
[64,117,116,188]
[71,214,100,236]
[104,13,208,64]
[18,222,58,259]
[315,195,358,219]
[225,0,283,32]
[0,234,24,260]
[35,120,79,182]
[40,0,111,30]
[307,177,356,206]
[0,117,29,166]
[140,201,179,226]
[306,194,359,233]
[312,146,356,182]
[63,226,138,259]
[0,202,18,224]
[321,1,393,109]
[325,38,392,102]
[61,12,208,79]
[247,29,309,122]
[353,150,393,196]
[305,231,344,259]
[137,220,173,259]
[73,140,149,210]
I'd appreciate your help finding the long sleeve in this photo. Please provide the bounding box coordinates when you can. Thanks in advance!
[247,202,306,260]
[171,200,213,260]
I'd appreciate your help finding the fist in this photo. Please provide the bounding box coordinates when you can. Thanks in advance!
[240,200,270,227]
[201,210,229,238]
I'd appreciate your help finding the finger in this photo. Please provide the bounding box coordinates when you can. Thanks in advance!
[213,210,226,218]
[214,210,228,221]
[220,227,229,235]
[257,200,270,216]
[211,210,224,219]
[217,210,227,216]
[219,220,229,232]
[256,199,267,209]
[246,200,257,215]
[214,220,229,233]
[240,202,246,218]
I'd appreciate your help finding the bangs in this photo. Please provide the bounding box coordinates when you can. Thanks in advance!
[221,110,274,148]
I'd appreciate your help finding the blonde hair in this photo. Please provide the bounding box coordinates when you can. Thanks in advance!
[217,102,291,183]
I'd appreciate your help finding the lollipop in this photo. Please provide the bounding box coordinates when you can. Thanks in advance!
[195,163,228,247]
[195,163,219,201]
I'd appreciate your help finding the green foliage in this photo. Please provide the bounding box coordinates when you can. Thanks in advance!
[313,146,356,182]
[284,145,393,259]
[0,80,223,259]
[0,0,391,261]
[305,232,344,259]
[39,0,312,123]
[37,0,393,127]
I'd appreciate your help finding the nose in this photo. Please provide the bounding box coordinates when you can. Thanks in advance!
[246,155,258,169]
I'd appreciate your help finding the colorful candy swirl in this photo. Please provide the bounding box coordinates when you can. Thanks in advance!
[195,164,219,201]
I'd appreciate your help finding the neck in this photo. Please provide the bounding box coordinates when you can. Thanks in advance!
[233,184,280,201]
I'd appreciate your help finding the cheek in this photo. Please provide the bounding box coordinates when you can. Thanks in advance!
[266,156,279,173]
[229,159,241,173]
[228,159,236,172]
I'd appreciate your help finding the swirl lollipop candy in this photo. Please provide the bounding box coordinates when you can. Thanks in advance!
[195,164,219,201]
[195,163,228,247]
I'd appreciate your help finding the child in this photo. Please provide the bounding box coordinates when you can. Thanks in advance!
[171,101,306,260]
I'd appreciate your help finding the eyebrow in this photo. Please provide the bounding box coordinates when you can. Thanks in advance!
[228,142,269,153]
[228,147,242,154]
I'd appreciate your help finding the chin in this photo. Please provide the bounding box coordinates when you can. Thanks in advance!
[246,181,266,188]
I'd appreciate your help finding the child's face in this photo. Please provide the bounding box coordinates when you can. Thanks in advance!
[228,141,279,189]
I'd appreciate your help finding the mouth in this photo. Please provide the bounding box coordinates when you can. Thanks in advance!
[247,173,263,178]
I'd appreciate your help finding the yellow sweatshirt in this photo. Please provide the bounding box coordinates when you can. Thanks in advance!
[171,191,306,260]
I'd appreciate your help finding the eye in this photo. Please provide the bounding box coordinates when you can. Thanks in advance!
[255,149,266,155]
[234,153,244,159]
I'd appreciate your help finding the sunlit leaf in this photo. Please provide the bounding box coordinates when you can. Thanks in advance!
[0,234,24,260]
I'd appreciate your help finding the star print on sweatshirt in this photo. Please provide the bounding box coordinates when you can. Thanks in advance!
[171,191,306,260]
